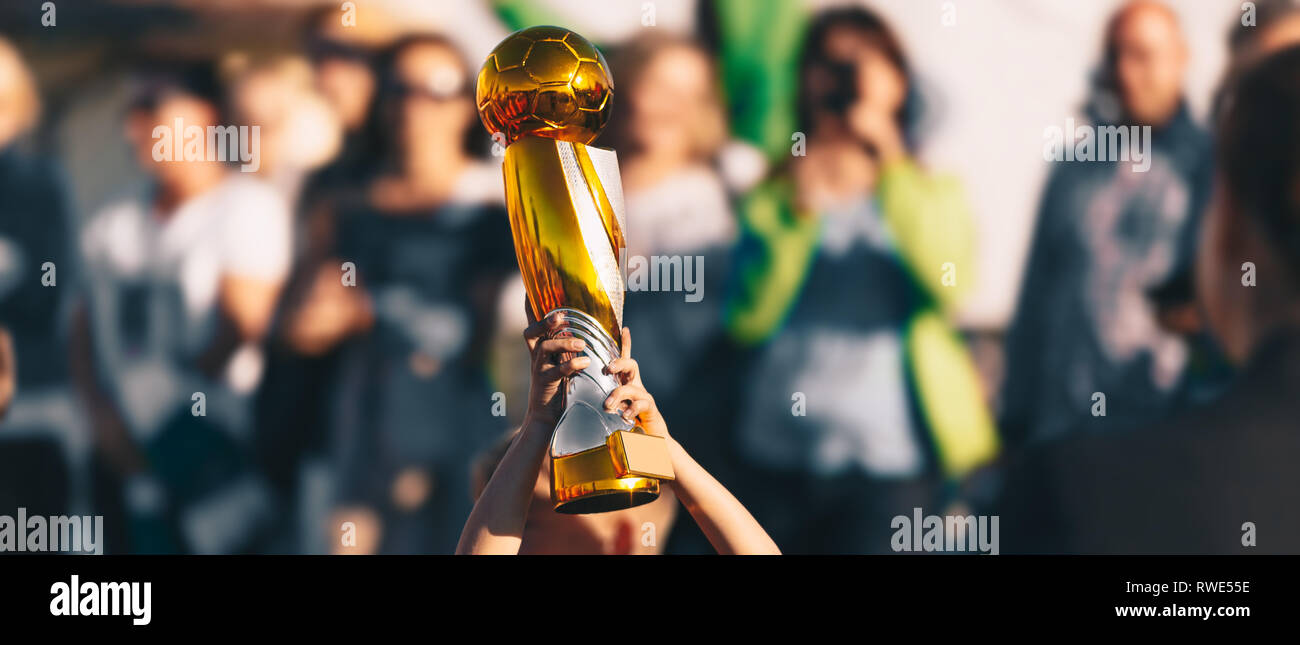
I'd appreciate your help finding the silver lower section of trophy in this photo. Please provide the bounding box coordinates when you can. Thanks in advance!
[545,307,634,459]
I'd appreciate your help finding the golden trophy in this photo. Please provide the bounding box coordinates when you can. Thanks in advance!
[477,26,674,513]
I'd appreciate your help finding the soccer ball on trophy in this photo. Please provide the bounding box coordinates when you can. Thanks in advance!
[476,25,614,146]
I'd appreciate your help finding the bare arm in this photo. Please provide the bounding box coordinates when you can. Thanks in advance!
[219,274,284,341]
[665,438,780,555]
[456,311,587,555]
[603,328,780,555]
[455,416,552,555]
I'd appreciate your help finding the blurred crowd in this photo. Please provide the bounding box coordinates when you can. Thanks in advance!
[2,0,1300,554]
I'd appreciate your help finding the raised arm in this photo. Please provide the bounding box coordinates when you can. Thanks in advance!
[456,312,588,555]
[603,328,780,555]
[455,415,554,555]
[664,438,780,555]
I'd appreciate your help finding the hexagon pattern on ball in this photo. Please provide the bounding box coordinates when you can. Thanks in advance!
[476,26,614,146]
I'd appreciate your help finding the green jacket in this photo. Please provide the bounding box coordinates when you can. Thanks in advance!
[724,161,998,480]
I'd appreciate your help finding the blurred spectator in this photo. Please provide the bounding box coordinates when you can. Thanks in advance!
[720,6,996,553]
[0,37,78,531]
[222,52,342,205]
[307,6,379,141]
[1227,0,1300,70]
[221,51,352,552]
[1212,0,1300,121]
[70,66,291,553]
[292,34,516,554]
[249,19,384,555]
[603,36,735,414]
[1000,1,1216,446]
[1151,0,1300,407]
[998,45,1300,553]
[0,36,71,397]
[301,7,383,230]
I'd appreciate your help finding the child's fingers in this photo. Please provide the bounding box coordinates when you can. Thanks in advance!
[622,398,651,422]
[536,337,585,357]
[603,356,639,383]
[523,314,569,351]
[540,356,590,382]
[603,383,651,414]
[522,318,548,350]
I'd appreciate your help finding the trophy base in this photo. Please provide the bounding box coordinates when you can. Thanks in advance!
[551,444,661,514]
[544,308,672,514]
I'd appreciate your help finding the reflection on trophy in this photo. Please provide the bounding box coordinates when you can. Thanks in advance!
[477,26,674,513]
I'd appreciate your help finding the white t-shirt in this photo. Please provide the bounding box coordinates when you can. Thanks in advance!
[81,174,292,440]
[623,166,734,259]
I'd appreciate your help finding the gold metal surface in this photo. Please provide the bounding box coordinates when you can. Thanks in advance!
[501,135,625,342]
[607,430,675,480]
[476,26,613,146]
[551,445,660,514]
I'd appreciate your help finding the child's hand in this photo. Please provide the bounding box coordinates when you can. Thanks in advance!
[522,310,590,427]
[602,327,671,440]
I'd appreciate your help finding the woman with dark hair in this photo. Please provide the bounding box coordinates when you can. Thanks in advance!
[269,34,517,554]
[721,7,996,553]
[997,46,1300,553]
